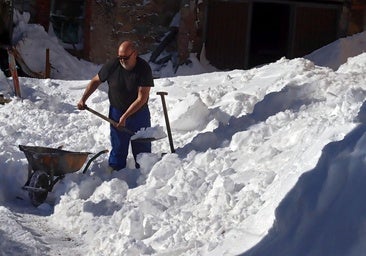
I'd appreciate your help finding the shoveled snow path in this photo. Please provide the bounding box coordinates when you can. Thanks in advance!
[1,201,84,256]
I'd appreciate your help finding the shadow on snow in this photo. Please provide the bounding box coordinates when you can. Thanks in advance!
[240,101,366,256]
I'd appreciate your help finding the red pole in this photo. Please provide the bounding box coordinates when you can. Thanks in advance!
[7,47,21,98]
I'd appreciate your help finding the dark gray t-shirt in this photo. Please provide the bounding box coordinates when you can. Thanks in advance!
[98,57,154,112]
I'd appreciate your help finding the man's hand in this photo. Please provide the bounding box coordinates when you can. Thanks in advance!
[77,75,102,110]
[77,100,86,110]
[117,114,127,127]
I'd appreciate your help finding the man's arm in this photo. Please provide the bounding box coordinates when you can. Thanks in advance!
[117,86,151,127]
[77,74,102,110]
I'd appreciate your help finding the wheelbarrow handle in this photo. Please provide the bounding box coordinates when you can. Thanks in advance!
[82,149,109,174]
[84,105,134,135]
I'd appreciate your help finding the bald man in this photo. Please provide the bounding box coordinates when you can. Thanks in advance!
[78,41,154,170]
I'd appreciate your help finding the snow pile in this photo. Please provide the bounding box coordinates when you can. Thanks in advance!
[131,125,167,141]
[305,31,366,70]
[1,10,366,256]
[12,10,99,80]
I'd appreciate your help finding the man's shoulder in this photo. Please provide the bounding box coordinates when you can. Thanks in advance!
[136,57,154,86]
[98,58,120,81]
[104,58,120,69]
[136,57,151,69]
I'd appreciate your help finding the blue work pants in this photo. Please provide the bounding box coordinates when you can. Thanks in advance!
[108,105,151,169]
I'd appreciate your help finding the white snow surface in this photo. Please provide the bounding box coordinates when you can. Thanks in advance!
[1,10,366,256]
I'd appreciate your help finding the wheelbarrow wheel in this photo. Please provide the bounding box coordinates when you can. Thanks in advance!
[28,170,50,207]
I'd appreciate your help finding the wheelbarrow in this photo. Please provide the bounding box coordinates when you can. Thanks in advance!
[19,145,108,207]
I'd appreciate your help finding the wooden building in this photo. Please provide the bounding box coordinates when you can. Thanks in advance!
[4,0,366,70]
[204,0,366,70]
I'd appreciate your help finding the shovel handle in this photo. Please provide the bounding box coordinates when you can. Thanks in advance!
[84,105,134,135]
[84,105,116,125]
[157,91,175,153]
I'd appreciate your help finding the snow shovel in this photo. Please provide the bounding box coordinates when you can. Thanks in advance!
[84,105,163,142]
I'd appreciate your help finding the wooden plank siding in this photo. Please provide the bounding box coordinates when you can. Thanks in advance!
[292,5,340,56]
[205,0,347,69]
[205,1,250,70]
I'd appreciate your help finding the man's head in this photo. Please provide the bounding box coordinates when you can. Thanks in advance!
[118,41,137,70]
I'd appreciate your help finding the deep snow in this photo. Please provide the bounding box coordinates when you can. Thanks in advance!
[1,10,366,256]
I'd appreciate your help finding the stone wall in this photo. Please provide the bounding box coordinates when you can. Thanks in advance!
[88,0,180,63]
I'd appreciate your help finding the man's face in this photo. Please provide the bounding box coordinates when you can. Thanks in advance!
[118,47,136,71]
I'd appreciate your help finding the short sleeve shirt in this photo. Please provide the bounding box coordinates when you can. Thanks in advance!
[98,57,154,112]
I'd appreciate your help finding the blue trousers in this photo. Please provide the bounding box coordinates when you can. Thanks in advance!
[108,105,151,169]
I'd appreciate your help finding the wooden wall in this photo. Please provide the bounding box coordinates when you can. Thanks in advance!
[206,1,249,70]
[204,0,362,70]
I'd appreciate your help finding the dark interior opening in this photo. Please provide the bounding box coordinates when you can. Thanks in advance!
[249,3,291,68]
[50,0,85,45]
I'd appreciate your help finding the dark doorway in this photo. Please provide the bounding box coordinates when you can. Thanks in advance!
[0,0,13,46]
[0,1,13,76]
[249,3,290,68]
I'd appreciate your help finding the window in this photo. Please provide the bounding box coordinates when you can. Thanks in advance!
[50,0,85,46]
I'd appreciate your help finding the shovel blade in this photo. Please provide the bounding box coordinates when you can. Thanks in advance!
[131,136,165,143]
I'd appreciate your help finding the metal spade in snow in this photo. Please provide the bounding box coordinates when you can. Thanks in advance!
[84,91,175,153]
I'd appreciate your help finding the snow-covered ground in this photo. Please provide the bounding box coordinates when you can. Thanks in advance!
[1,10,366,256]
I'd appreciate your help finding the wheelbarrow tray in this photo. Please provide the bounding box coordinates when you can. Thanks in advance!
[19,145,108,207]
[19,145,91,176]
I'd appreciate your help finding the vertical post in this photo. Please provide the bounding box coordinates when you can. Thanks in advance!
[7,47,21,98]
[45,48,50,78]
[157,91,175,153]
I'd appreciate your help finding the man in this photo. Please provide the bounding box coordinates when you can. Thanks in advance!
[77,40,154,170]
